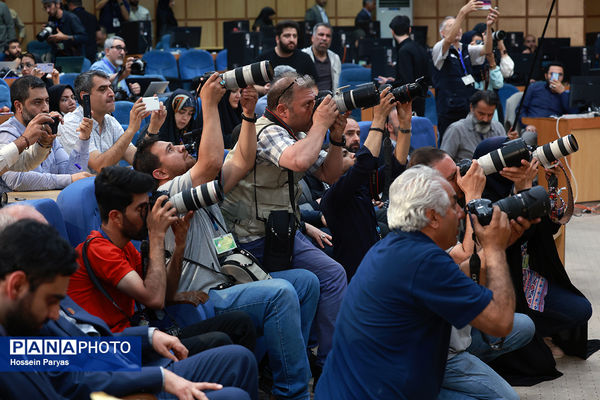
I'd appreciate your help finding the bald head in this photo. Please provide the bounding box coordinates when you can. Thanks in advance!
[0,205,48,229]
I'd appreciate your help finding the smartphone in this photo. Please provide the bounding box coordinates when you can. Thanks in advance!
[550,72,560,81]
[481,0,492,10]
[142,96,160,112]
[37,63,54,74]
[82,93,91,119]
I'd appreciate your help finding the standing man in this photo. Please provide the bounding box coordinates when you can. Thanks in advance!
[389,15,431,117]
[97,0,130,35]
[316,165,516,399]
[220,72,348,377]
[255,20,318,90]
[65,0,100,62]
[302,23,341,92]
[0,1,15,52]
[304,0,329,25]
[355,0,376,35]
[0,75,92,191]
[129,0,151,26]
[41,0,87,58]
[432,0,497,143]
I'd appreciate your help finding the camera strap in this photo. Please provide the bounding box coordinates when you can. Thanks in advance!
[382,117,393,199]
[466,213,481,285]
[546,162,574,225]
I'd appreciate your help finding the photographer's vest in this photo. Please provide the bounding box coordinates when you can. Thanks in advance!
[432,43,476,117]
[220,114,303,242]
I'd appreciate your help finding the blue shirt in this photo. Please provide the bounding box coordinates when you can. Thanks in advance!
[90,56,129,94]
[315,230,493,400]
[521,81,576,123]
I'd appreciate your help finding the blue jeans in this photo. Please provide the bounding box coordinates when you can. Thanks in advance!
[208,269,320,400]
[438,313,535,400]
[241,231,347,366]
[160,344,258,400]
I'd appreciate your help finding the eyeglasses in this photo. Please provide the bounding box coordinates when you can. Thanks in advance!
[60,95,77,103]
[110,45,127,52]
[274,75,310,105]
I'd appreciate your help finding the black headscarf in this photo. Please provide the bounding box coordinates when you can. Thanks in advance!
[197,90,242,149]
[47,84,74,114]
[152,89,198,146]
[473,136,514,202]
[253,7,275,31]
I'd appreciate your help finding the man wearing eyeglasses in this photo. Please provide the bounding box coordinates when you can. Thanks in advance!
[41,0,87,58]
[90,35,141,97]
[221,71,348,382]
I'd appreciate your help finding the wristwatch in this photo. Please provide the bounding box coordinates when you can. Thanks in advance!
[329,136,345,147]
[241,113,258,123]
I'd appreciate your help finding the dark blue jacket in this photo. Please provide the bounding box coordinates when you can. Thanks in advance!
[432,43,476,117]
[520,81,577,124]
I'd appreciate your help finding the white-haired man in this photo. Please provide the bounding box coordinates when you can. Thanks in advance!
[316,165,516,399]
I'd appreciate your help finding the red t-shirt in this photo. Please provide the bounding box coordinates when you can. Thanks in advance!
[68,230,143,333]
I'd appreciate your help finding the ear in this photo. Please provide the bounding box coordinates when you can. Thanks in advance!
[13,99,23,115]
[152,167,170,181]
[107,209,124,228]
[5,271,29,301]
[426,208,440,229]
[275,102,288,118]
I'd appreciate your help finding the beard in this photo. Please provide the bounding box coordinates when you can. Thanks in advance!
[4,295,44,336]
[474,120,492,134]
[122,216,148,241]
[278,41,295,55]
[21,106,37,126]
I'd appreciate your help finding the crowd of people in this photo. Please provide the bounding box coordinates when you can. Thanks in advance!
[0,0,595,399]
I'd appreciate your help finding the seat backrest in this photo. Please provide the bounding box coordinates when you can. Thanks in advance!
[81,57,91,72]
[18,198,69,241]
[113,101,134,125]
[142,50,179,79]
[56,176,101,246]
[216,49,227,71]
[157,34,172,50]
[504,91,524,128]
[0,83,10,108]
[179,49,215,80]
[26,40,52,61]
[341,63,363,71]
[339,67,372,122]
[425,89,437,127]
[358,120,372,146]
[498,83,519,117]
[59,72,79,88]
[410,116,437,152]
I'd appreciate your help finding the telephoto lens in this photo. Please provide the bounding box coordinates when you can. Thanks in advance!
[531,134,578,168]
[476,138,531,175]
[491,30,506,41]
[466,186,551,225]
[390,77,429,103]
[332,82,380,113]
[221,61,274,90]
[169,180,224,213]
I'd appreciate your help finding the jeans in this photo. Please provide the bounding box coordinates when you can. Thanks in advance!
[438,313,535,400]
[241,231,347,366]
[208,269,320,400]
[160,344,258,400]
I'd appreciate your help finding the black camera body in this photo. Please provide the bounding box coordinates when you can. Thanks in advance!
[48,116,61,135]
[466,186,551,225]
[148,190,170,210]
[130,58,146,75]
[390,76,429,104]
[37,22,57,42]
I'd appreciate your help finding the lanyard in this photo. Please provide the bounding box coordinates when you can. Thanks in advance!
[102,58,117,74]
[203,208,227,233]
[456,47,469,76]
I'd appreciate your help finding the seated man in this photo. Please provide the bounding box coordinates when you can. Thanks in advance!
[521,62,577,123]
[58,70,163,172]
[320,88,411,281]
[90,35,141,99]
[316,165,517,399]
[0,217,256,400]
[3,38,21,61]
[441,90,510,162]
[134,73,320,400]
[0,75,92,191]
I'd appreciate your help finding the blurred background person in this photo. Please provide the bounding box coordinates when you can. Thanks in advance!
[252,6,275,32]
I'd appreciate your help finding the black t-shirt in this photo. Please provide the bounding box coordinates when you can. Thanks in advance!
[314,53,332,91]
[255,49,317,80]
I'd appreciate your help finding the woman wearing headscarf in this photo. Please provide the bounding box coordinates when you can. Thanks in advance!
[473,136,592,385]
[48,84,77,115]
[140,89,197,148]
[197,89,242,149]
[156,0,178,39]
[252,7,275,32]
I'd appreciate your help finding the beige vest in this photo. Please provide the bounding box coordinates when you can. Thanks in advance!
[221,116,303,240]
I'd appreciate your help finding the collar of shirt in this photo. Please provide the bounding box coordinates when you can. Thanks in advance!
[102,56,118,73]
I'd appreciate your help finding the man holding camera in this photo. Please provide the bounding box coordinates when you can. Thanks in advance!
[134,72,320,399]
[220,72,347,377]
[0,76,93,191]
[432,0,498,143]
[41,0,87,58]
[90,36,142,99]
[58,70,162,172]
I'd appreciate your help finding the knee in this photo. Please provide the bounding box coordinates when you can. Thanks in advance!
[573,296,593,325]
[206,387,251,400]
[203,332,234,348]
[513,313,536,342]
[319,260,347,291]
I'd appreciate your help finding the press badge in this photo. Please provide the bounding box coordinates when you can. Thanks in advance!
[213,233,237,254]
[113,18,121,28]
[462,74,475,85]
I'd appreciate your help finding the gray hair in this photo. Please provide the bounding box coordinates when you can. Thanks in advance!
[104,35,125,51]
[439,16,455,36]
[74,70,110,102]
[266,72,316,110]
[388,165,451,232]
[312,22,332,36]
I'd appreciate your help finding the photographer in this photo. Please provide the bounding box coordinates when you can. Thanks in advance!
[133,72,321,399]
[41,0,87,58]
[320,88,411,281]
[220,71,348,376]
[90,36,142,100]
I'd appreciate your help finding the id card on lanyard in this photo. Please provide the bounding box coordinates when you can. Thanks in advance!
[457,47,475,86]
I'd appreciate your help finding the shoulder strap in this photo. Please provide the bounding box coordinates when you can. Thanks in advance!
[254,123,276,222]
[181,255,236,284]
[82,237,134,324]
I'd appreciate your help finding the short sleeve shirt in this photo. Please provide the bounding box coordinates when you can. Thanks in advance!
[67,231,142,333]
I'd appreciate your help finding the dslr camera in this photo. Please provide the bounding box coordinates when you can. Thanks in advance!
[315,82,381,113]
[388,76,429,104]
[198,61,274,92]
[466,186,551,226]
[130,58,146,75]
[37,21,57,42]
[149,180,224,214]
[457,135,579,176]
